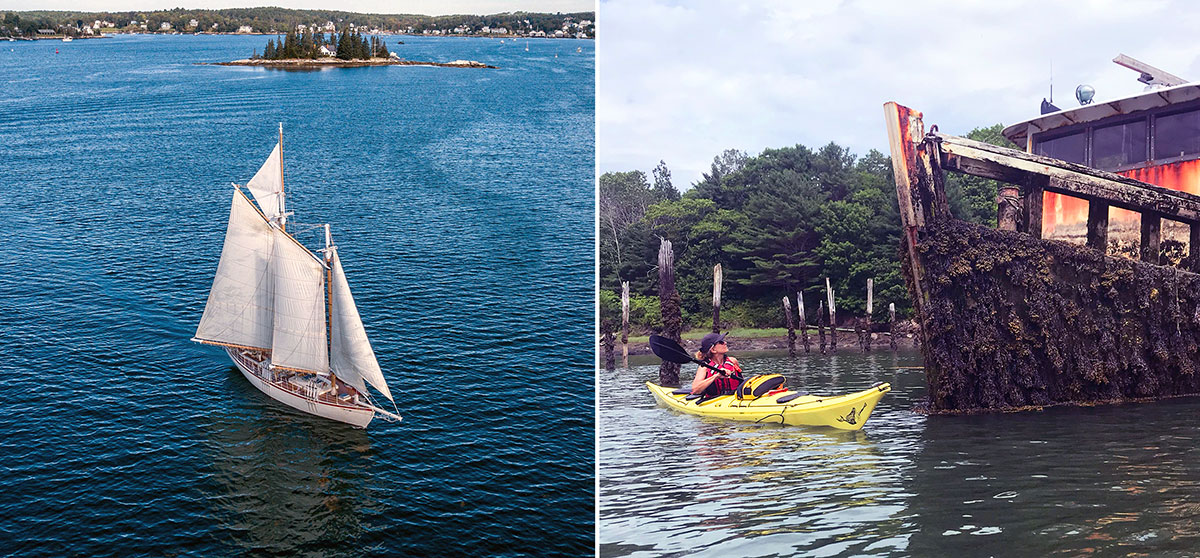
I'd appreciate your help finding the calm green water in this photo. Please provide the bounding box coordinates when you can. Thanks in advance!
[600,348,1200,557]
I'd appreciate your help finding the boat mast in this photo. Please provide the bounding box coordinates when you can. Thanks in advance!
[278,122,287,232]
[325,224,336,383]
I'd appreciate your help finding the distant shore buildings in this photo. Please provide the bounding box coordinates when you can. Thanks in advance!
[1,10,593,40]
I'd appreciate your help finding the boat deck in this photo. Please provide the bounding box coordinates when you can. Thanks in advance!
[231,349,369,410]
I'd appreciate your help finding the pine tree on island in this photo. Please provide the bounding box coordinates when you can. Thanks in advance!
[254,27,390,61]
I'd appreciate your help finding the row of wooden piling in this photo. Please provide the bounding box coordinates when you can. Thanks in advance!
[602,242,914,373]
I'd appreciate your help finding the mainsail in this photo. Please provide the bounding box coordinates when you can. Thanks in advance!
[194,189,276,349]
[329,248,393,401]
[246,142,284,224]
[269,229,328,374]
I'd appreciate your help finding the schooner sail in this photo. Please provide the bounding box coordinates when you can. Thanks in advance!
[192,126,400,428]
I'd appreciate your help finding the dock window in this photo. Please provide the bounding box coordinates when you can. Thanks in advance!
[1035,131,1086,165]
[1093,120,1147,169]
[1154,109,1200,160]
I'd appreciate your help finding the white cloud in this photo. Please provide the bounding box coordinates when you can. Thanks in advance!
[599,0,1200,187]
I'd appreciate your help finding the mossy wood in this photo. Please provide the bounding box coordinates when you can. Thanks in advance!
[885,101,1200,413]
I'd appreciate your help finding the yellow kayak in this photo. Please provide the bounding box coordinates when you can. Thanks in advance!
[646,378,891,431]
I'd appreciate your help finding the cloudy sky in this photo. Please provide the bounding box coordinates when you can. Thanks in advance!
[598,0,1200,187]
[2,0,593,15]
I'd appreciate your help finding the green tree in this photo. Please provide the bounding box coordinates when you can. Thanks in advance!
[944,124,1017,226]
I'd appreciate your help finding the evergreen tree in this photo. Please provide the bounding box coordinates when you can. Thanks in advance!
[377,37,389,58]
[263,38,275,59]
[335,26,350,59]
[300,27,315,58]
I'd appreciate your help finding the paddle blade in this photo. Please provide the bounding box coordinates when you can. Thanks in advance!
[648,335,695,365]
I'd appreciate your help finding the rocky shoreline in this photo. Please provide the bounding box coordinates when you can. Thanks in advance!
[209,58,497,69]
[612,324,921,356]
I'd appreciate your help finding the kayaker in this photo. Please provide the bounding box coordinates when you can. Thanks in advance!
[690,332,743,396]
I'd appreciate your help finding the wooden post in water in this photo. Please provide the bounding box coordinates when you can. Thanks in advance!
[658,239,682,386]
[711,264,722,333]
[888,302,898,351]
[620,281,630,368]
[864,278,873,352]
[854,317,865,353]
[783,296,796,357]
[826,277,837,352]
[601,326,615,370]
[817,300,827,355]
[798,292,810,353]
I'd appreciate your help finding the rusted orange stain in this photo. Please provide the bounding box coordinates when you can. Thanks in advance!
[1043,160,1200,235]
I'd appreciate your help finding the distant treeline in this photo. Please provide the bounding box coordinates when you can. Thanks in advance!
[1,8,593,37]
[256,28,388,60]
[599,126,1015,333]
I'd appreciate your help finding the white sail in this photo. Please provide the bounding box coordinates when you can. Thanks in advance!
[246,142,284,223]
[269,229,328,373]
[329,249,393,401]
[195,189,276,349]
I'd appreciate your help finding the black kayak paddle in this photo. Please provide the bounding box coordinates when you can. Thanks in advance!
[648,334,724,373]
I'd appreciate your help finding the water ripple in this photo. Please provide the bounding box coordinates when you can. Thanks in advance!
[1,34,594,557]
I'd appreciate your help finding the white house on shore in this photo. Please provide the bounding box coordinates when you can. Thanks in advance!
[319,45,336,57]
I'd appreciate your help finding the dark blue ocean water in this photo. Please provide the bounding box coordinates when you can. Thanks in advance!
[0,34,593,556]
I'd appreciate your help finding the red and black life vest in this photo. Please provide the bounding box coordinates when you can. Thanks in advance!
[703,357,743,396]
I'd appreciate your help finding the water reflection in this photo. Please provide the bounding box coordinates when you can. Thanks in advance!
[196,369,378,556]
[600,350,924,557]
[906,399,1200,556]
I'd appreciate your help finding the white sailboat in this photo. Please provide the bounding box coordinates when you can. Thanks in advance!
[192,125,401,428]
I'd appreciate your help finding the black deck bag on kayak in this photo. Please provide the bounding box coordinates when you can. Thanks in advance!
[736,374,786,400]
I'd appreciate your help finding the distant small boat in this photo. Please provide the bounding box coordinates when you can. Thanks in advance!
[62,37,72,42]
[576,47,581,53]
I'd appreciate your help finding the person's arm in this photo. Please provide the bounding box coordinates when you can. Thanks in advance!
[690,365,725,394]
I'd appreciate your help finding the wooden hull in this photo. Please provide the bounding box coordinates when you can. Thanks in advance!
[226,348,375,429]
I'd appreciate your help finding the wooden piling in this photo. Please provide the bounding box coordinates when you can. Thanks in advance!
[888,302,898,351]
[620,281,630,368]
[1191,224,1200,273]
[1087,200,1109,252]
[826,278,837,352]
[817,300,827,354]
[783,296,796,357]
[864,278,873,352]
[1023,177,1045,238]
[601,327,615,370]
[854,317,865,353]
[712,264,722,333]
[1141,211,1161,264]
[657,239,682,386]
[798,292,810,353]
[997,184,1021,231]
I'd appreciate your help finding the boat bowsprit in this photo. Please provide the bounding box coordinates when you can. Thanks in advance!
[646,378,891,431]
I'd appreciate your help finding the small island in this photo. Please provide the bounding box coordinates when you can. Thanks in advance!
[210,27,496,69]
